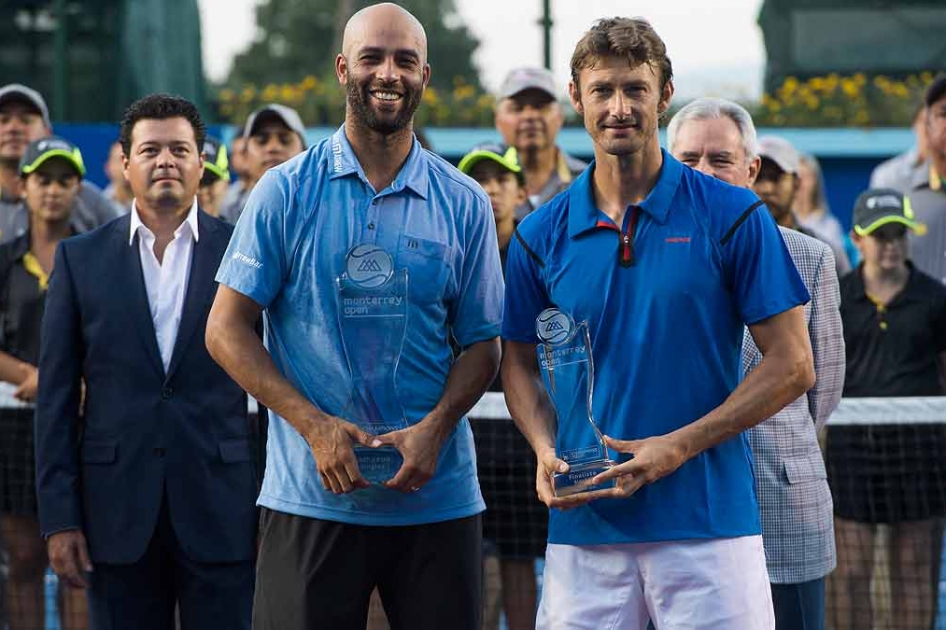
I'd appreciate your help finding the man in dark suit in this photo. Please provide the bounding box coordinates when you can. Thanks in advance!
[34,94,257,630]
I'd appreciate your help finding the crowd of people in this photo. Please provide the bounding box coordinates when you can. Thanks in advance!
[0,3,945,630]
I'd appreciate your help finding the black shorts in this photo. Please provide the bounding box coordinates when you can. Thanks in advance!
[826,424,946,523]
[470,418,548,559]
[0,408,37,515]
[252,508,482,630]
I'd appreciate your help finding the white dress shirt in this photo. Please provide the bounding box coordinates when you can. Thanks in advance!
[129,200,200,372]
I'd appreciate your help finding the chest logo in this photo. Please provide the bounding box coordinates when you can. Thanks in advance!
[345,244,393,289]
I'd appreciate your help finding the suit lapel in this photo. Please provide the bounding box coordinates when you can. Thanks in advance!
[165,212,218,382]
[117,222,166,380]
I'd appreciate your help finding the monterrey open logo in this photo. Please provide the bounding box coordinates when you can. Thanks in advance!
[536,307,573,345]
[345,244,394,289]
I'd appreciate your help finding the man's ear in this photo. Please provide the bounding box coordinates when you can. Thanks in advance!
[746,156,762,187]
[335,54,348,85]
[568,81,583,116]
[657,79,674,116]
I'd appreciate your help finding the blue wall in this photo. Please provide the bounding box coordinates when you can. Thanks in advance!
[55,124,911,231]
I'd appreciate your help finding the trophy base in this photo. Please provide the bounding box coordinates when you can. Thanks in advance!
[354,445,404,484]
[552,459,617,498]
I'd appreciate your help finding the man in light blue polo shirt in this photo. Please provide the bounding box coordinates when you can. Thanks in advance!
[205,4,502,629]
[501,17,815,630]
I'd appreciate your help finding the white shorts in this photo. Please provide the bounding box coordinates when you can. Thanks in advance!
[536,535,774,630]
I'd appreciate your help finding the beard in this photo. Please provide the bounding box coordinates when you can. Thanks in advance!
[347,77,422,135]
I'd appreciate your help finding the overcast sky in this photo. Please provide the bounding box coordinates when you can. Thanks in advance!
[198,0,766,99]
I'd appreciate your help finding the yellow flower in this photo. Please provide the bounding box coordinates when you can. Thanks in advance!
[841,79,859,98]
[853,73,867,86]
[261,84,279,101]
[921,71,934,84]
[301,75,318,90]
[782,76,799,95]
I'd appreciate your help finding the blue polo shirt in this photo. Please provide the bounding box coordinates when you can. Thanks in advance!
[216,126,502,525]
[503,150,809,545]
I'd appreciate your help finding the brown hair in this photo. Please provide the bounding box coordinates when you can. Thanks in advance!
[570,17,673,91]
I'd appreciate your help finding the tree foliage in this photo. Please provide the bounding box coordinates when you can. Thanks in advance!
[225,0,483,93]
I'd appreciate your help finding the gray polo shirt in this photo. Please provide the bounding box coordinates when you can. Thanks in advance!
[908,163,946,285]
[513,147,587,220]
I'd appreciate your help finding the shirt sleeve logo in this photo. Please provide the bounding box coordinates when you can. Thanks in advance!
[231,251,263,269]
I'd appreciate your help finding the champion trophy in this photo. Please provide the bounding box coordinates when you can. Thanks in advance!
[336,243,410,484]
[536,308,616,497]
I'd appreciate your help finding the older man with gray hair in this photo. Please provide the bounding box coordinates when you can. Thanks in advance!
[668,97,845,630]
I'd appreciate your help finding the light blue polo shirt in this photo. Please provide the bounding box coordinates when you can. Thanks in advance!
[502,150,809,546]
[217,126,502,525]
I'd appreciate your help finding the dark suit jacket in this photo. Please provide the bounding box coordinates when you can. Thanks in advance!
[35,211,257,565]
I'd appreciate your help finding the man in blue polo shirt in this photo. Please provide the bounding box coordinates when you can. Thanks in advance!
[501,18,814,630]
[205,4,502,630]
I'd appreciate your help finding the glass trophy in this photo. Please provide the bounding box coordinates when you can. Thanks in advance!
[336,244,409,484]
[536,308,616,497]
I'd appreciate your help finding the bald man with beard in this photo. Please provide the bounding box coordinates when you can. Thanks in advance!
[206,4,503,629]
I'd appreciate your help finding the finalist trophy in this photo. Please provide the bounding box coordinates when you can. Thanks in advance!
[536,308,616,497]
[336,244,410,484]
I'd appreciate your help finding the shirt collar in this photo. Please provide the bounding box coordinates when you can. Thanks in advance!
[129,198,200,245]
[568,148,682,238]
[849,261,921,304]
[326,125,428,199]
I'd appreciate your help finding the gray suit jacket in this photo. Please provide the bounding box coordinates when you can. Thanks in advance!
[744,227,845,584]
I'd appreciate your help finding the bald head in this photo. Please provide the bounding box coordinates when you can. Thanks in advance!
[342,3,427,64]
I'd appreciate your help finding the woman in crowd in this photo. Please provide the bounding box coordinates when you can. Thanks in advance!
[827,189,946,630]
[0,137,88,630]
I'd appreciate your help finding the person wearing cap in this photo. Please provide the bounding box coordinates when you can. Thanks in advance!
[197,136,231,218]
[102,140,133,214]
[34,94,257,630]
[207,5,501,629]
[905,73,946,286]
[0,136,89,630]
[825,189,946,630]
[752,135,851,276]
[494,67,586,220]
[459,144,542,630]
[0,83,119,244]
[220,103,306,224]
[222,136,249,221]
[668,97,844,630]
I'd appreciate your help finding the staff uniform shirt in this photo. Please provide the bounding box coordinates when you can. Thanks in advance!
[502,151,809,546]
[840,262,946,397]
[0,232,51,365]
[216,126,503,526]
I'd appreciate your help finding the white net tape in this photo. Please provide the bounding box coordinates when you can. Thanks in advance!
[2,384,945,425]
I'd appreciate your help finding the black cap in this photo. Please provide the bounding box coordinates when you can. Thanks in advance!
[201,136,230,184]
[19,136,85,177]
[852,188,925,236]
[926,73,946,108]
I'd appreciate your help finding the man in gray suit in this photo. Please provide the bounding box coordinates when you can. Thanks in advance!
[669,97,845,630]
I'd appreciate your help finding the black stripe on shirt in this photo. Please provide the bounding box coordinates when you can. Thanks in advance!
[514,229,545,268]
[720,200,765,246]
